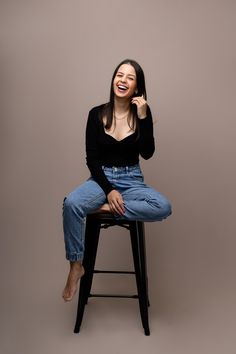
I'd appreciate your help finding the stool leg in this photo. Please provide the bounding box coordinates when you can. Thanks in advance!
[130,221,150,335]
[137,222,150,307]
[74,218,101,333]
[83,219,101,305]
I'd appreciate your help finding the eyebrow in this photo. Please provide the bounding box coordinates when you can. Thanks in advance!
[117,71,136,77]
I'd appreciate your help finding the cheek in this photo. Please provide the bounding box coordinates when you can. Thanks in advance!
[131,83,137,92]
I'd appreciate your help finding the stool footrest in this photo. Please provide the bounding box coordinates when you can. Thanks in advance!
[101,223,130,230]
[94,270,135,274]
[89,293,138,299]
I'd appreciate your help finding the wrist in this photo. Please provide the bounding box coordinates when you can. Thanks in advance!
[138,109,147,119]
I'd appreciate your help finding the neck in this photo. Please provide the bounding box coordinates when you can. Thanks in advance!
[114,97,130,114]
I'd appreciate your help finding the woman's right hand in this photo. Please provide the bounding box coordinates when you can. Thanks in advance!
[107,190,125,216]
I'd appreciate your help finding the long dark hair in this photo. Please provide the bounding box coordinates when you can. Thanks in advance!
[99,59,147,134]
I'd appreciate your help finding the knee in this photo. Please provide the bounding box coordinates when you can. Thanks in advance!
[149,197,172,220]
[62,195,83,217]
[160,199,172,219]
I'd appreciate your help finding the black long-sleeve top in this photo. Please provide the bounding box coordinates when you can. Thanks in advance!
[85,104,155,195]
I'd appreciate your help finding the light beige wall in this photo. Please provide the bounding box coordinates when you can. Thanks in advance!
[1,1,236,353]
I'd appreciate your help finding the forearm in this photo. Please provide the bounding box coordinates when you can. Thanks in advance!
[138,107,155,159]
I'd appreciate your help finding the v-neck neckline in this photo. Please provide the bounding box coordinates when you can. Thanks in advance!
[103,129,136,142]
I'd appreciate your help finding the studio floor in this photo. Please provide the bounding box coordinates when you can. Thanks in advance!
[2,271,235,354]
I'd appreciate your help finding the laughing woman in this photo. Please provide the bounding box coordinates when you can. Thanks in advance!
[62,59,172,301]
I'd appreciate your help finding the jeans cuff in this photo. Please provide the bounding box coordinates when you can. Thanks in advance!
[66,252,83,262]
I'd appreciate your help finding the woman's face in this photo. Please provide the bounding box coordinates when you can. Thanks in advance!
[113,64,137,99]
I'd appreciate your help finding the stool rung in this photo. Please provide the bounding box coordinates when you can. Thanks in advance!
[89,293,138,299]
[94,270,135,274]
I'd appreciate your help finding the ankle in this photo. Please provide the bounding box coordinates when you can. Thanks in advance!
[70,261,83,270]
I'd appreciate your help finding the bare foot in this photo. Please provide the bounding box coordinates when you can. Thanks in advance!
[62,262,85,302]
[92,203,111,213]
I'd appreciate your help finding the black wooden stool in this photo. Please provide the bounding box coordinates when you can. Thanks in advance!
[74,212,150,335]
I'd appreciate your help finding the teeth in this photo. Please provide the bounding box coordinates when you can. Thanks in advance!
[118,85,128,90]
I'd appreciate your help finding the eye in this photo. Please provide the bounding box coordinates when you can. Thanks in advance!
[128,77,134,81]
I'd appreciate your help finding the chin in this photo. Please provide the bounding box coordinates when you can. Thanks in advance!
[114,91,132,99]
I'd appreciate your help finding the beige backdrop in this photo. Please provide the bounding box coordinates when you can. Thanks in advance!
[1,1,235,353]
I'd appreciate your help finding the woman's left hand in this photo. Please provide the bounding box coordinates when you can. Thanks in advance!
[131,95,147,119]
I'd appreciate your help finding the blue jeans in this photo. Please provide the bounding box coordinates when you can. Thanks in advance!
[62,164,172,261]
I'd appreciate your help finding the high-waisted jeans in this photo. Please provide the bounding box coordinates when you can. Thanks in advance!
[62,164,172,262]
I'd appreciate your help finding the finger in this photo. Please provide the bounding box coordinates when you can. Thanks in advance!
[109,200,120,213]
[116,195,125,209]
[132,95,145,100]
[131,99,141,106]
[132,97,145,104]
[113,200,125,215]
[117,200,125,214]
[113,202,124,215]
[109,202,116,214]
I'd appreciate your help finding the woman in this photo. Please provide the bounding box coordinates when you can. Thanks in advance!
[62,59,172,301]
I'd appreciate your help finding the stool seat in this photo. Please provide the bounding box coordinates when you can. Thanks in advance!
[74,211,150,335]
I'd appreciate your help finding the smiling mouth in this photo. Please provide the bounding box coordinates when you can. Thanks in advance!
[117,84,128,92]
